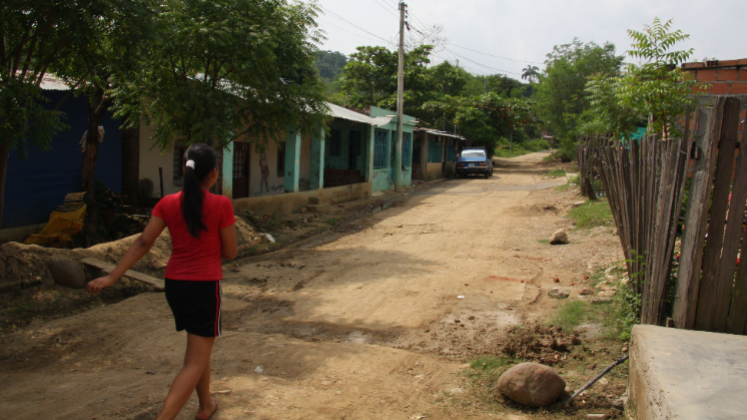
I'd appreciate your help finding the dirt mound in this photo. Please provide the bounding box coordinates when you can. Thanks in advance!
[502,325,582,364]
[1,216,260,287]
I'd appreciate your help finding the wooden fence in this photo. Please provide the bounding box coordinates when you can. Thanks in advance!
[587,97,747,334]
[575,136,610,199]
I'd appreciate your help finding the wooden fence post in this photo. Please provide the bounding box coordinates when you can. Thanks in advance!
[672,98,725,329]
[694,97,742,331]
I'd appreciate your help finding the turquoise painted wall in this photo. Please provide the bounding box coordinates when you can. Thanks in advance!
[369,106,416,192]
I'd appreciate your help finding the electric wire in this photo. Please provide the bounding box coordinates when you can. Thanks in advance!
[369,0,399,18]
[319,5,396,46]
[449,43,544,64]
[318,18,395,47]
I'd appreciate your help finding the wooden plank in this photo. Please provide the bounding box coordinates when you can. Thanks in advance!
[695,98,742,331]
[673,99,725,329]
[727,128,747,335]
[81,257,165,291]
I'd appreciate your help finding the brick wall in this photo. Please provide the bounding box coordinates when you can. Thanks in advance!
[682,59,747,145]
[682,59,747,95]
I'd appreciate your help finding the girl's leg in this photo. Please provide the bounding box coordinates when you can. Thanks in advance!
[156,333,216,420]
[195,360,216,419]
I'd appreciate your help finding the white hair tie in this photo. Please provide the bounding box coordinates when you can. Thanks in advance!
[185,160,196,169]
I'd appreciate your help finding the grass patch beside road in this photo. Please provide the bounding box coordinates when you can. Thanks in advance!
[568,199,614,228]
[545,169,567,177]
[553,300,590,332]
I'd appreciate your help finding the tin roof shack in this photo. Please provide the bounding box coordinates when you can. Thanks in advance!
[0,76,124,242]
[413,128,467,181]
[367,106,417,192]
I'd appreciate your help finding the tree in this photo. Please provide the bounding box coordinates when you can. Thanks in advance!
[425,93,539,153]
[54,0,157,245]
[534,38,625,158]
[316,50,348,82]
[340,44,434,116]
[580,18,704,141]
[0,0,111,227]
[115,0,328,152]
[620,18,701,138]
[521,65,540,83]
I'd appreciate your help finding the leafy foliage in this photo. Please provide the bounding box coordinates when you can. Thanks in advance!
[316,50,348,82]
[581,18,704,141]
[534,38,625,158]
[619,18,702,138]
[115,0,329,150]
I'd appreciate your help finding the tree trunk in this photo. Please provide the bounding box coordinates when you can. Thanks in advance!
[0,142,9,228]
[82,87,112,246]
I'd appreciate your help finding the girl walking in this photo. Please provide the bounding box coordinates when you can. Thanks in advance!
[88,143,238,420]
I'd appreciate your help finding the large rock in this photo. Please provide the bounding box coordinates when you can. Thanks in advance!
[496,362,566,407]
[549,229,569,245]
[48,256,86,289]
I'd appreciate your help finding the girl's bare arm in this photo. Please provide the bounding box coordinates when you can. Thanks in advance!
[87,216,167,294]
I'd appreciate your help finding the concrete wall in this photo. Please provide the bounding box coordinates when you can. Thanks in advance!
[232,182,371,216]
[138,121,179,197]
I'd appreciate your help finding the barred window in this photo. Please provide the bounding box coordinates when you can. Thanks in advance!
[374,129,389,169]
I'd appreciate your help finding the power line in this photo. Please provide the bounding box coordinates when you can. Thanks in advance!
[318,18,395,47]
[449,43,544,65]
[444,47,522,76]
[369,0,399,18]
[319,5,396,46]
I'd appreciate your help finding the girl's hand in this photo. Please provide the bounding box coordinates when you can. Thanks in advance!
[87,275,117,294]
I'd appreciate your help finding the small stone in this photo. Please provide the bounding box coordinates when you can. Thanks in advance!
[622,347,629,352]
[580,289,594,296]
[595,281,609,289]
[496,362,566,407]
[48,256,86,289]
[598,289,617,298]
[573,201,585,208]
[592,297,612,304]
[450,388,464,394]
[583,275,590,280]
[553,278,560,283]
[549,288,570,299]
[550,229,569,245]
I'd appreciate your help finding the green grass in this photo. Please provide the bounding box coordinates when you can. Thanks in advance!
[493,138,552,158]
[545,169,567,177]
[469,355,513,372]
[556,183,570,192]
[568,199,614,228]
[537,239,550,244]
[553,300,590,332]
[323,218,340,226]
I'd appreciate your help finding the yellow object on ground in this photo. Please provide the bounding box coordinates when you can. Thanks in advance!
[25,205,87,246]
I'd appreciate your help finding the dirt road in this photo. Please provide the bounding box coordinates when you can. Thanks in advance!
[0,152,624,419]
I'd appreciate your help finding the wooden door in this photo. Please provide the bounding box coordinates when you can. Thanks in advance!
[233,142,250,199]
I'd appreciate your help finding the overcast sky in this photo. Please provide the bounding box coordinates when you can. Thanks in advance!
[313,0,746,79]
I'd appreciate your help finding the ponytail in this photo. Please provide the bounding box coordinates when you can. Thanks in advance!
[181,143,217,237]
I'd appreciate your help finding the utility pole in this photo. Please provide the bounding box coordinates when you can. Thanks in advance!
[395,1,406,190]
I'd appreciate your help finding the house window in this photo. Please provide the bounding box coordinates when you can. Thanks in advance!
[402,132,412,167]
[374,129,388,169]
[428,139,442,162]
[277,142,286,177]
[173,145,187,182]
[329,129,342,157]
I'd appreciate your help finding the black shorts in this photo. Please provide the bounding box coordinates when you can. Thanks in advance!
[164,279,222,338]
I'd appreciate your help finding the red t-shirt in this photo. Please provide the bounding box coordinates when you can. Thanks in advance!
[152,190,236,280]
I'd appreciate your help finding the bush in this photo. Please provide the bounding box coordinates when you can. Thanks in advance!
[493,138,552,158]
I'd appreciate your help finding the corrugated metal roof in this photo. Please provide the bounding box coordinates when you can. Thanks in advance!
[326,102,378,125]
[415,127,467,141]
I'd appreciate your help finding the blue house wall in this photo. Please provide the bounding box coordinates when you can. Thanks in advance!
[2,90,122,229]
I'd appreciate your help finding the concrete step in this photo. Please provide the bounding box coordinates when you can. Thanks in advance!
[629,325,747,419]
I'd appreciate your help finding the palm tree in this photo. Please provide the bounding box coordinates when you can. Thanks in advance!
[521,65,540,83]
